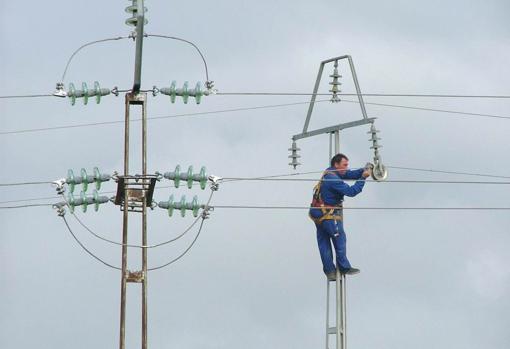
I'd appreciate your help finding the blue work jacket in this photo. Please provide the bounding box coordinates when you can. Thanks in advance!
[310,167,366,220]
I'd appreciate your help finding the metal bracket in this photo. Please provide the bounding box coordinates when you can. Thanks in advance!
[125,270,145,283]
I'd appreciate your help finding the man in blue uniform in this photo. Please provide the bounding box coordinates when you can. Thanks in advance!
[309,153,370,280]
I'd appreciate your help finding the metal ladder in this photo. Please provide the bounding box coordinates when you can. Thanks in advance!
[326,269,348,349]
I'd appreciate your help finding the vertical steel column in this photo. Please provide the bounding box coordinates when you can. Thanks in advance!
[326,281,330,349]
[141,94,148,349]
[119,92,148,349]
[334,131,340,154]
[335,270,341,349]
[329,133,333,161]
[119,94,131,349]
[341,274,347,349]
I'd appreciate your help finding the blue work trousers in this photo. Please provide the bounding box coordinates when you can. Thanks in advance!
[316,219,351,274]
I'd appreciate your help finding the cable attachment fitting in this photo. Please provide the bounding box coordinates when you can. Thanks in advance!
[205,81,217,94]
[52,178,67,195]
[208,175,222,191]
[53,82,67,97]
[329,60,342,103]
[53,204,66,217]
[201,205,213,219]
[111,86,119,96]
[151,85,160,97]
[288,140,301,169]
[368,123,388,181]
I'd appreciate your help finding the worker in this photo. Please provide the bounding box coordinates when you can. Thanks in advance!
[309,153,371,280]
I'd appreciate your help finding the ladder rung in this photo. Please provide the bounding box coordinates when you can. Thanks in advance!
[327,327,343,335]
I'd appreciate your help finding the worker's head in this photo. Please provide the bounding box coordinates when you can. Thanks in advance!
[331,153,349,173]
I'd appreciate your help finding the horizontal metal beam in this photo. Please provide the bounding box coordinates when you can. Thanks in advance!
[293,118,375,141]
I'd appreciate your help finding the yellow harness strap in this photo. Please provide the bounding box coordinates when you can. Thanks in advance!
[310,170,343,224]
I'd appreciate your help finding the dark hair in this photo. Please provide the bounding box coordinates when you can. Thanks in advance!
[330,153,349,167]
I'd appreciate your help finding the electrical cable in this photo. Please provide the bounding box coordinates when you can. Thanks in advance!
[0,94,53,99]
[0,100,328,136]
[60,36,131,82]
[0,181,54,187]
[341,99,510,120]
[61,215,121,270]
[145,34,210,83]
[2,98,508,136]
[386,166,510,179]
[216,92,510,99]
[221,177,510,185]
[0,203,53,209]
[64,190,214,249]
[3,92,510,100]
[211,205,510,211]
[148,218,206,271]
[1,165,510,206]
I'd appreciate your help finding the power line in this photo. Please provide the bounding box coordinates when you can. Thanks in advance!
[222,178,510,184]
[0,181,54,187]
[0,203,53,209]
[0,94,54,99]
[146,34,210,83]
[61,215,121,270]
[60,209,209,271]
[65,190,214,249]
[211,205,510,211]
[148,218,206,271]
[2,96,510,136]
[343,99,510,120]
[2,202,510,212]
[0,100,328,135]
[4,92,510,100]
[216,92,510,99]
[1,165,510,206]
[386,166,510,179]
[61,36,131,82]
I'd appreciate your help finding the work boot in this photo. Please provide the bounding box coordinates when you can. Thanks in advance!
[326,271,337,281]
[341,267,360,275]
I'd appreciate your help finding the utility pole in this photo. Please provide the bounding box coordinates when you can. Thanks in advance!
[51,3,216,349]
[117,2,149,348]
[289,55,388,349]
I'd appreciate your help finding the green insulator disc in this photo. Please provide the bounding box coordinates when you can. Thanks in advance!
[195,82,202,104]
[187,165,193,189]
[93,167,101,190]
[67,192,75,213]
[174,165,181,188]
[68,83,76,105]
[93,190,100,212]
[167,194,174,217]
[82,82,89,105]
[81,168,88,192]
[94,81,101,104]
[180,195,186,217]
[80,191,88,213]
[182,81,189,104]
[199,166,207,190]
[191,196,199,217]
[67,169,75,193]
[170,81,176,103]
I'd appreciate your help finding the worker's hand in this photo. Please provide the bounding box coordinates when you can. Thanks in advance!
[362,162,373,178]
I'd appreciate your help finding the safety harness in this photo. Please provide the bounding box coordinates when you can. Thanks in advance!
[309,170,343,224]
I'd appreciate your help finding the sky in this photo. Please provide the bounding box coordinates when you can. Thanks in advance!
[1,1,510,349]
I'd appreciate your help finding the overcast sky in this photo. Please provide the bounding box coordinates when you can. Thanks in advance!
[1,1,510,349]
